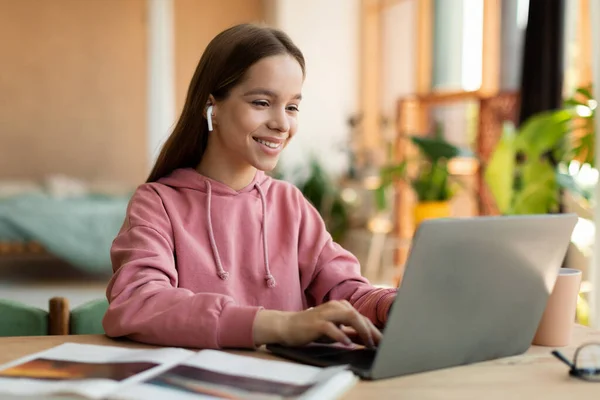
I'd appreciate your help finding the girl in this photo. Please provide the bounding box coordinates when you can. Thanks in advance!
[103,23,397,350]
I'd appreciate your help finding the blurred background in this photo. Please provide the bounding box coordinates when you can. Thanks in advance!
[0,0,598,327]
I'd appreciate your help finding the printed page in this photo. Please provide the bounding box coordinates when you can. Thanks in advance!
[113,350,357,400]
[0,343,195,399]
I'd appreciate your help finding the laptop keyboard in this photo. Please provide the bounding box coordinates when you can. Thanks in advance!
[317,348,376,370]
[291,345,376,370]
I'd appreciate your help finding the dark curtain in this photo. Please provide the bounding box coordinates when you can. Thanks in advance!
[518,0,565,125]
[518,0,567,260]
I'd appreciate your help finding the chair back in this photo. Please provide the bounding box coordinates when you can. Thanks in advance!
[0,297,108,336]
[70,298,108,335]
[0,299,48,336]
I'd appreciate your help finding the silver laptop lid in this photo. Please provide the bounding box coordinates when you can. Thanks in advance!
[371,213,578,379]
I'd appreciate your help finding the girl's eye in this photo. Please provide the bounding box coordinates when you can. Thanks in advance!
[287,105,300,112]
[252,100,269,107]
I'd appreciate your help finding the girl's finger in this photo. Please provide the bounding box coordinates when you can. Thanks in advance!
[319,321,353,347]
[364,317,383,344]
[323,306,374,348]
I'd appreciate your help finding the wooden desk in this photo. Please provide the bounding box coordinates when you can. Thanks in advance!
[1,325,599,399]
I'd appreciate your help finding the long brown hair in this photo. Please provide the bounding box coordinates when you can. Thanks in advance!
[146,23,305,183]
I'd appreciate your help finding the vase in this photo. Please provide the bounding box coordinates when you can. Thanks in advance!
[413,201,451,228]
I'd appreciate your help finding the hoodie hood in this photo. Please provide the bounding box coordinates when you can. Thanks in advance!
[157,168,277,288]
[158,168,271,196]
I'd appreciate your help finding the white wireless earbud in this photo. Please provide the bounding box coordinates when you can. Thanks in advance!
[206,105,214,132]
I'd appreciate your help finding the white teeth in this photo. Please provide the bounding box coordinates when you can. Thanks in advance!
[255,138,280,149]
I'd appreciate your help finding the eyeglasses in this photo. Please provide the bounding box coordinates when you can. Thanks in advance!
[552,343,600,382]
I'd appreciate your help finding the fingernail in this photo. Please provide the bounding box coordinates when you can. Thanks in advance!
[368,337,375,348]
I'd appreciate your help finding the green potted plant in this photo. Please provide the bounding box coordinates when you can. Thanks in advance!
[484,85,596,215]
[374,123,474,227]
[297,158,349,242]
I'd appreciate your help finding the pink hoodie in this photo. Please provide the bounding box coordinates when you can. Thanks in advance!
[103,168,397,349]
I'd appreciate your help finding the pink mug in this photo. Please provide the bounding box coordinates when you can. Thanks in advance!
[532,268,582,347]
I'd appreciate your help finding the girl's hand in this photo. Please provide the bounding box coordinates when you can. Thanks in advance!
[253,301,382,348]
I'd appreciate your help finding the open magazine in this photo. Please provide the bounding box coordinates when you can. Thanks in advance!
[0,343,357,400]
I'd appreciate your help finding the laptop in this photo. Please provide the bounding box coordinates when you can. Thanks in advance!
[267,213,579,380]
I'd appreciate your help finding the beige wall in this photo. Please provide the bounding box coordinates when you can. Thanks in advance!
[263,0,360,177]
[0,0,148,185]
[0,0,264,185]
[173,0,264,112]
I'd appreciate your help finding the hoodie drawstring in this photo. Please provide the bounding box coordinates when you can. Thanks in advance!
[205,181,229,281]
[254,184,276,288]
[205,181,276,288]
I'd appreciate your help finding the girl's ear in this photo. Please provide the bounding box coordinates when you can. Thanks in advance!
[207,95,217,113]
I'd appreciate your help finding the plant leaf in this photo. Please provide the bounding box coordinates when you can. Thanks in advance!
[576,86,594,100]
[380,162,407,185]
[410,136,462,161]
[484,122,517,214]
[374,186,387,211]
[564,98,589,108]
[427,163,450,201]
[518,110,572,158]
[512,160,557,214]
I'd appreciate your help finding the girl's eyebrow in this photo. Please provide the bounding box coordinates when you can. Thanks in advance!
[243,88,302,100]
